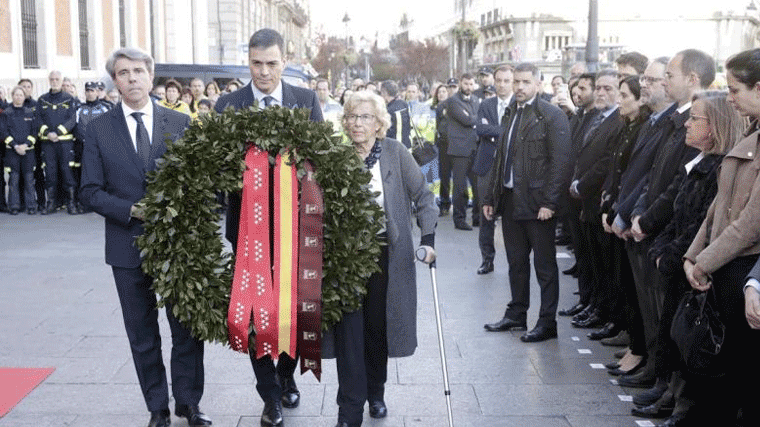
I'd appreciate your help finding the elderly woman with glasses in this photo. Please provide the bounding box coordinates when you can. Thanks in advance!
[322,90,438,427]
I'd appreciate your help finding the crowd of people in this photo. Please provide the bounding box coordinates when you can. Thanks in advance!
[5,29,760,427]
[471,49,760,427]
[0,75,243,216]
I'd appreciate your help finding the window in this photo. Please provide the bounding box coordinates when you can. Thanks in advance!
[21,0,39,68]
[79,0,90,69]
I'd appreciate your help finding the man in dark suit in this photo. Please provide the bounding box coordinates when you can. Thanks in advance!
[446,74,481,230]
[568,69,624,330]
[214,28,322,427]
[80,48,211,427]
[474,65,513,274]
[482,62,572,342]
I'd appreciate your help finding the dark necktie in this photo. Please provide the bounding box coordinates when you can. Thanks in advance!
[262,96,273,107]
[583,112,605,143]
[503,107,523,187]
[131,112,151,170]
[500,103,510,127]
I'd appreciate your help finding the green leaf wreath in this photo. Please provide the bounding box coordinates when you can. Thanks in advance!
[136,105,384,344]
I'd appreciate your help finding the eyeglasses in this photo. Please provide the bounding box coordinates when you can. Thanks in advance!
[639,76,664,85]
[688,114,708,121]
[343,114,376,123]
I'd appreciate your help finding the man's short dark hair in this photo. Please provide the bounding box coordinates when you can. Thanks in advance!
[578,72,596,87]
[514,63,540,78]
[380,80,398,97]
[677,49,716,89]
[248,28,285,54]
[460,73,475,81]
[198,99,212,109]
[596,68,618,80]
[615,52,649,75]
[18,78,33,86]
[494,65,514,78]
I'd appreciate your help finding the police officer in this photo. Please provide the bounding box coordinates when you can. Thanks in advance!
[35,70,78,215]
[73,81,111,213]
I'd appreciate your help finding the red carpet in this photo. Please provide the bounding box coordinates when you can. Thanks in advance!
[0,367,55,417]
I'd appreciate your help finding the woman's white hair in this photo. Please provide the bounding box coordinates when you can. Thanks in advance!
[342,90,391,139]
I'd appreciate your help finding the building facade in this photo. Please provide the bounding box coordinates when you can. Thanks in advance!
[0,0,310,98]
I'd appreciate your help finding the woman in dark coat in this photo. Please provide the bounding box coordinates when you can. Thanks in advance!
[1,86,37,214]
[324,90,438,427]
[597,76,649,372]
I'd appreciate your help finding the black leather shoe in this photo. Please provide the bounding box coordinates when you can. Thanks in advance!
[477,260,494,275]
[588,322,620,340]
[454,221,473,230]
[634,378,669,407]
[604,361,620,370]
[175,404,212,426]
[571,305,594,323]
[335,422,360,427]
[572,310,604,328]
[280,376,300,408]
[608,357,646,376]
[617,370,656,388]
[438,207,449,217]
[9,208,19,215]
[484,316,527,332]
[261,400,283,426]
[562,264,578,276]
[558,302,586,317]
[520,326,557,343]
[472,218,480,227]
[631,390,674,419]
[148,409,171,427]
[369,400,387,418]
[27,207,37,215]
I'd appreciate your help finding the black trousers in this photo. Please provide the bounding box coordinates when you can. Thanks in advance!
[111,266,205,412]
[438,144,452,209]
[498,190,559,328]
[334,243,390,426]
[5,149,36,210]
[451,156,475,224]
[567,200,593,305]
[41,140,75,196]
[477,165,496,263]
[626,239,664,361]
[249,352,298,403]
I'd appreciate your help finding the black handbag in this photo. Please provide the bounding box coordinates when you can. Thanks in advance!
[408,106,438,166]
[670,289,726,377]
[411,137,438,166]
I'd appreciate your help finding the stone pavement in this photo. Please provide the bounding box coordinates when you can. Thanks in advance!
[1,211,653,427]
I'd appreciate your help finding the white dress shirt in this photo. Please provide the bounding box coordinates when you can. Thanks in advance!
[121,100,154,151]
[251,82,284,108]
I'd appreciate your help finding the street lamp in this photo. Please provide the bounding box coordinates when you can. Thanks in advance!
[343,13,351,89]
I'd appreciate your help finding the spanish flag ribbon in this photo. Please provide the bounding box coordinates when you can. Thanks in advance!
[228,145,324,379]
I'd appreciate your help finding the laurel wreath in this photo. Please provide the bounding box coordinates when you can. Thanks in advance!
[136,105,384,344]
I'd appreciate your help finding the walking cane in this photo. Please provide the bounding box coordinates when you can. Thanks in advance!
[416,247,455,427]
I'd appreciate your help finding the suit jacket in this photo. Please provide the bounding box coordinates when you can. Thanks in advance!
[573,108,624,221]
[445,92,480,157]
[613,103,679,228]
[485,97,572,219]
[473,95,508,176]
[214,81,323,249]
[80,102,190,269]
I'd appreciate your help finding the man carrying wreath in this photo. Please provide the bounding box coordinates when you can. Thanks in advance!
[214,28,323,427]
